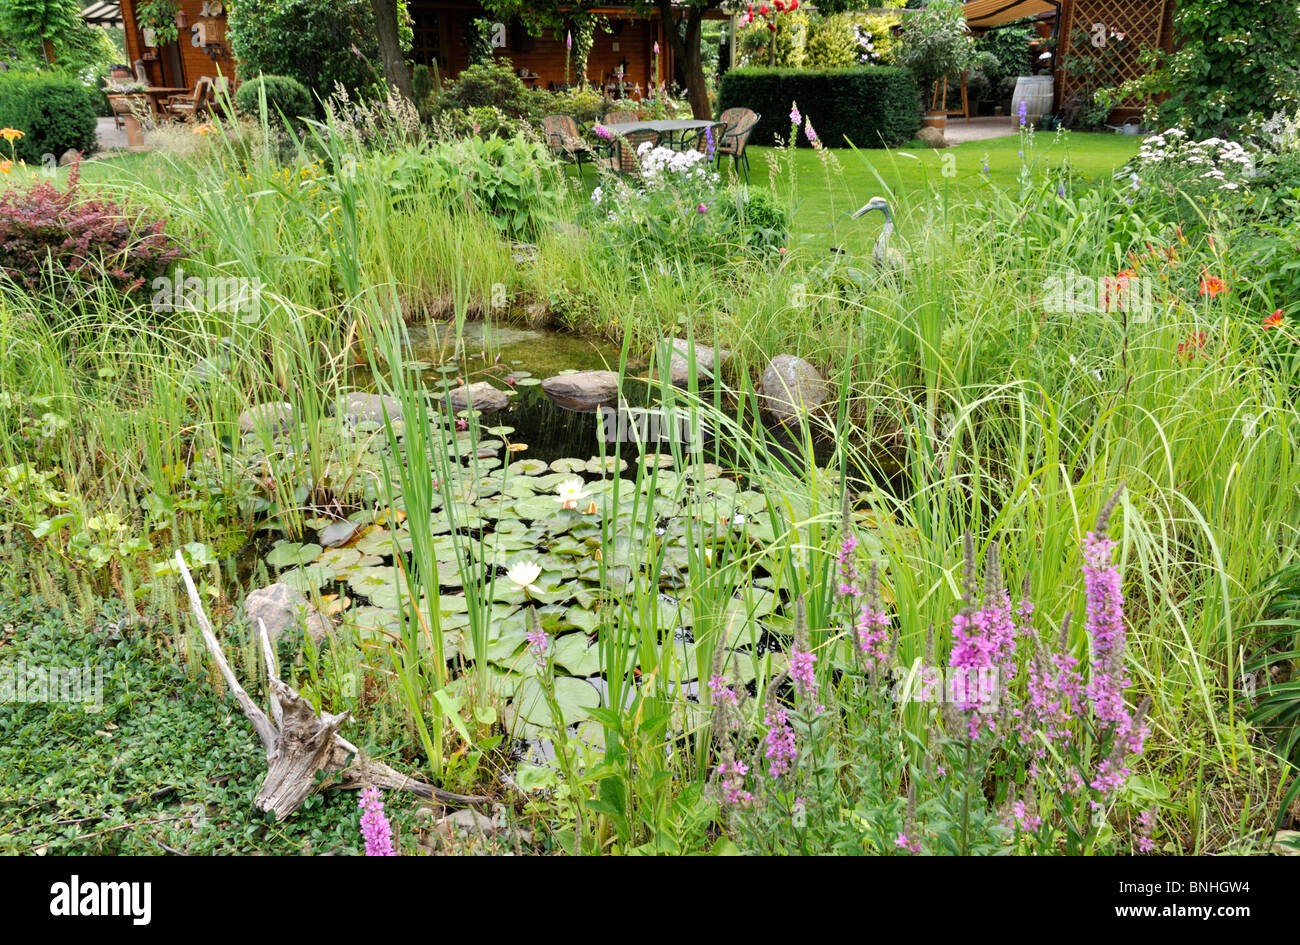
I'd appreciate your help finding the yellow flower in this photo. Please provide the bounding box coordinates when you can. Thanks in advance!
[0,127,24,143]
[193,123,215,136]
[0,160,11,174]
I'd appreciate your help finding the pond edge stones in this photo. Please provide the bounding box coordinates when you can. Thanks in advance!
[541,369,621,411]
[340,392,404,424]
[243,582,332,643]
[668,338,730,386]
[238,402,294,435]
[444,381,510,413]
[758,354,828,423]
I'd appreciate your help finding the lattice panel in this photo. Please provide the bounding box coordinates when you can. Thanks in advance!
[1058,0,1167,108]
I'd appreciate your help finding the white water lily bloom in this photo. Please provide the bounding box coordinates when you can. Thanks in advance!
[506,560,543,594]
[554,477,590,507]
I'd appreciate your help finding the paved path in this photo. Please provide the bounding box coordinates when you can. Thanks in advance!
[96,115,127,154]
[942,116,1018,145]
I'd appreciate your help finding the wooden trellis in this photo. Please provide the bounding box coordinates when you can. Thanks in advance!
[1057,0,1169,108]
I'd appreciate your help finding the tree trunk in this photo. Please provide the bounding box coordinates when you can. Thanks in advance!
[657,0,712,119]
[371,0,413,102]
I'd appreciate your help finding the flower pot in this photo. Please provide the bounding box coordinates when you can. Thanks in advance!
[123,114,149,153]
[922,111,947,130]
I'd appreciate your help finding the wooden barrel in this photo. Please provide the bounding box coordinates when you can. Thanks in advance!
[1010,75,1054,122]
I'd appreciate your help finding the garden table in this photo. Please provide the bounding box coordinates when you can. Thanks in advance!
[601,119,717,152]
[143,87,191,117]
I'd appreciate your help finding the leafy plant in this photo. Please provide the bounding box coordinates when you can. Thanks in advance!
[234,74,314,131]
[0,70,96,163]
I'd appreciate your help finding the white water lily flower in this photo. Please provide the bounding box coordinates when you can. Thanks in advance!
[554,477,590,509]
[506,560,543,595]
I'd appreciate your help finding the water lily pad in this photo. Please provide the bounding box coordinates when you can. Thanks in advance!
[509,675,600,728]
[266,541,322,568]
[279,564,334,592]
[552,632,603,675]
[507,459,549,476]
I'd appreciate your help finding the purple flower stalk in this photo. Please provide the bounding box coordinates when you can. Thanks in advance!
[836,533,861,597]
[709,673,738,708]
[894,831,920,853]
[789,644,819,707]
[763,705,797,778]
[790,102,801,126]
[705,124,715,158]
[526,626,550,665]
[1018,99,1028,127]
[717,760,752,806]
[594,124,611,140]
[804,117,818,146]
[359,786,395,856]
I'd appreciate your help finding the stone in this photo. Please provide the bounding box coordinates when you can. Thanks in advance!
[59,148,83,166]
[341,392,403,424]
[444,381,510,412]
[237,402,294,435]
[243,582,331,643]
[916,126,949,149]
[541,370,620,411]
[318,520,361,548]
[667,338,729,386]
[758,354,828,423]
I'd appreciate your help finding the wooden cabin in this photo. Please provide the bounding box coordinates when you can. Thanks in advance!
[119,0,678,98]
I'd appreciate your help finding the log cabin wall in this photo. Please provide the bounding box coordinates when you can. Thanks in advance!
[121,0,670,97]
[121,0,236,92]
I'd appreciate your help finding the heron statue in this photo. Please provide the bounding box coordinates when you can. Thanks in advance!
[850,196,905,273]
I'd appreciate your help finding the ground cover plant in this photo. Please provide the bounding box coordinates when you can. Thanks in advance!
[2,84,1299,858]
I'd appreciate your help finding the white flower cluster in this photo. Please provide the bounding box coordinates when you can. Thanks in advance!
[1135,128,1256,192]
[635,143,715,188]
[1259,109,1300,153]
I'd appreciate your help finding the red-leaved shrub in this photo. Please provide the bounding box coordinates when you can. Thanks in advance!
[0,163,186,299]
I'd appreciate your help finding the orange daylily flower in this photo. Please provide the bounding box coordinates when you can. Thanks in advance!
[0,127,23,143]
[0,160,11,174]
[1199,271,1228,298]
[1263,309,1285,330]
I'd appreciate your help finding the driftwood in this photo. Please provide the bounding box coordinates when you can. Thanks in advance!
[175,550,486,820]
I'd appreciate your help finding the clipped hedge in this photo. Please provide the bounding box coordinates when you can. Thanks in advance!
[234,75,314,130]
[0,72,98,164]
[718,66,920,148]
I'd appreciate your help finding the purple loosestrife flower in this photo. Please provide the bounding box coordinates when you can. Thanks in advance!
[359,786,395,856]
[837,533,861,597]
[788,598,824,712]
[709,673,739,708]
[947,540,1015,736]
[717,760,752,806]
[763,704,797,778]
[525,606,550,666]
[1008,799,1043,832]
[804,117,820,148]
[894,832,920,853]
[1137,808,1156,852]
[856,561,889,670]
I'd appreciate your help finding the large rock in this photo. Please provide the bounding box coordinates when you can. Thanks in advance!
[318,520,361,548]
[237,402,294,435]
[667,339,729,386]
[243,583,332,643]
[445,381,510,412]
[541,370,620,411]
[758,354,828,423]
[341,392,403,424]
[916,126,949,149]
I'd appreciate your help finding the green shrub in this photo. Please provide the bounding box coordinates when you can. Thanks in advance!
[434,59,537,120]
[227,0,381,107]
[0,71,97,163]
[718,186,790,251]
[718,66,919,148]
[234,75,314,131]
[804,14,860,69]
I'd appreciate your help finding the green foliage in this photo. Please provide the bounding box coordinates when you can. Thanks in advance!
[227,0,381,106]
[134,0,179,46]
[804,14,861,69]
[435,59,537,120]
[973,20,1032,90]
[233,74,314,131]
[718,66,920,148]
[1133,0,1300,137]
[0,0,97,62]
[0,71,96,162]
[894,0,974,97]
[737,9,810,68]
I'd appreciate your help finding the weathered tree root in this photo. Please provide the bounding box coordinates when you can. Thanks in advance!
[176,551,486,820]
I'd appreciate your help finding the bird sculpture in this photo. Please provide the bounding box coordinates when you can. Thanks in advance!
[850,196,905,273]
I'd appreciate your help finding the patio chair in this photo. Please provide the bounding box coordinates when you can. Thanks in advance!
[163,76,213,121]
[685,121,728,158]
[602,109,638,127]
[541,114,594,172]
[716,108,760,184]
[596,128,660,177]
